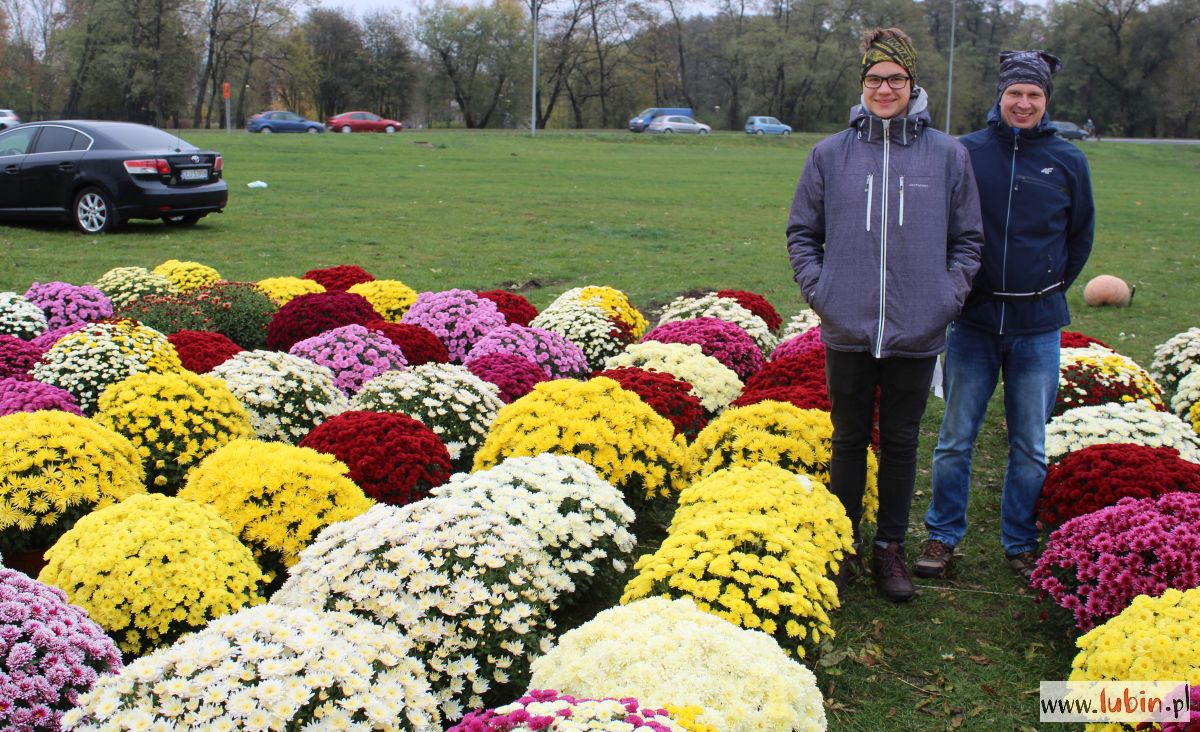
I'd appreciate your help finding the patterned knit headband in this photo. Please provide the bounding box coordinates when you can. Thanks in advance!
[861,36,918,84]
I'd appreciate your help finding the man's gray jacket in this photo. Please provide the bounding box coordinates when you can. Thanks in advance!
[787,91,985,359]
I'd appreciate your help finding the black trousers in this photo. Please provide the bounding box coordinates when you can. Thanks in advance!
[824,348,937,545]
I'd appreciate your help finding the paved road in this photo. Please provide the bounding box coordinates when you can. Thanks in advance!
[1092,137,1200,145]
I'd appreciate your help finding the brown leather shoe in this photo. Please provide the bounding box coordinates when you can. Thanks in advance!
[872,542,915,602]
[832,549,862,596]
[1005,550,1038,583]
[914,539,954,578]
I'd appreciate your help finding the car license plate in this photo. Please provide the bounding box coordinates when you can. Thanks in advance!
[180,168,208,181]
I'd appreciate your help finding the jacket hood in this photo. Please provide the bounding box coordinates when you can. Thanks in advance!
[848,87,931,146]
[985,102,1057,140]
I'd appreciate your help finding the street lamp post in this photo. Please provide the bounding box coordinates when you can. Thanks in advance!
[531,1,539,136]
[945,0,957,133]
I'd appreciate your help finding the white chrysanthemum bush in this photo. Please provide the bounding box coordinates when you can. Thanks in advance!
[605,341,743,414]
[1045,402,1200,464]
[272,498,573,720]
[528,595,827,732]
[1150,327,1200,401]
[210,349,349,443]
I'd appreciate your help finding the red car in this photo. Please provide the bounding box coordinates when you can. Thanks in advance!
[326,111,403,134]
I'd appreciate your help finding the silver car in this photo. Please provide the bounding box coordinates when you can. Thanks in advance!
[0,109,20,130]
[646,115,711,134]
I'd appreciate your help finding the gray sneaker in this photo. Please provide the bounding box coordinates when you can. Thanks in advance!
[914,539,954,578]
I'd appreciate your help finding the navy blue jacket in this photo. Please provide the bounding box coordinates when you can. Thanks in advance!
[956,106,1094,335]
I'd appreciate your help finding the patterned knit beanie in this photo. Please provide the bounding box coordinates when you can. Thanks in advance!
[861,29,917,85]
[997,50,1062,99]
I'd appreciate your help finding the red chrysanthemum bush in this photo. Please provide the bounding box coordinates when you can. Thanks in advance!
[744,348,827,393]
[641,317,764,380]
[716,289,782,332]
[1036,443,1200,526]
[364,320,451,365]
[1060,331,1113,350]
[1054,349,1165,417]
[1031,492,1200,631]
[0,334,43,380]
[167,330,244,373]
[465,352,550,403]
[475,290,538,326]
[593,367,708,441]
[265,291,379,351]
[299,410,452,506]
[301,264,375,291]
[734,383,830,412]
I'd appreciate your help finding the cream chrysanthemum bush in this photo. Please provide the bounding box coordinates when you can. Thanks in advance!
[348,279,420,321]
[1150,327,1200,401]
[528,596,826,732]
[1169,368,1200,421]
[430,454,636,592]
[211,349,349,443]
[530,300,633,372]
[473,377,686,505]
[255,276,326,305]
[622,464,851,659]
[780,309,821,340]
[31,321,183,414]
[272,499,572,720]
[687,401,879,523]
[90,266,178,309]
[656,294,778,356]
[62,604,441,731]
[152,259,221,293]
[1045,402,1200,464]
[41,493,264,656]
[0,291,49,339]
[351,363,504,470]
[604,341,743,414]
[1068,587,1200,732]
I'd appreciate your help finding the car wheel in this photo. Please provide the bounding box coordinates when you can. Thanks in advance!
[784,130,791,135]
[698,129,709,134]
[663,128,673,134]
[755,130,765,135]
[307,127,318,134]
[341,125,352,133]
[73,187,120,234]
[162,214,201,227]
[385,125,396,134]
[261,127,272,134]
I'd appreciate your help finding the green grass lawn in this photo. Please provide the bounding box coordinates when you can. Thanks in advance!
[2,130,1198,730]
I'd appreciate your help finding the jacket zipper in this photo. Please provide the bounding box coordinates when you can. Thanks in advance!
[999,131,1019,335]
[865,174,874,232]
[898,176,905,226]
[876,120,890,358]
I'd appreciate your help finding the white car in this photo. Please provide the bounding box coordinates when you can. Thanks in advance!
[646,115,711,134]
[0,110,20,130]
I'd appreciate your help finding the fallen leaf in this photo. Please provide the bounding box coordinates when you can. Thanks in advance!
[969,655,992,665]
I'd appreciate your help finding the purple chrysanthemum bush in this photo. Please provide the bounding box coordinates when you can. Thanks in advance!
[22,282,113,331]
[0,378,83,416]
[401,289,507,363]
[466,324,589,380]
[288,323,408,394]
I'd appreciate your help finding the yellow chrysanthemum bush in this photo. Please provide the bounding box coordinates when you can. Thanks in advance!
[152,259,221,293]
[347,278,419,321]
[178,438,372,589]
[1069,587,1200,732]
[622,463,852,659]
[0,411,145,555]
[687,401,879,523]
[473,377,687,509]
[40,493,265,657]
[94,370,253,495]
[30,320,183,414]
[254,275,326,305]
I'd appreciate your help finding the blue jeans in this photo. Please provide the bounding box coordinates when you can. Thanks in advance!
[925,323,1060,556]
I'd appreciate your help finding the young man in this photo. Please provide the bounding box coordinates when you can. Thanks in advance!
[917,51,1095,582]
[787,28,983,602]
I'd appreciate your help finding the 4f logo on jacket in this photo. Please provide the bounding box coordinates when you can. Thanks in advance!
[1040,167,1054,175]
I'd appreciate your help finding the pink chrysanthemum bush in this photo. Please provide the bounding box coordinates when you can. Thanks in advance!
[642,318,764,380]
[299,410,452,506]
[465,352,550,403]
[1032,492,1200,632]
[30,320,182,414]
[715,289,782,333]
[1036,443,1200,526]
[475,289,538,326]
[272,499,573,720]
[0,334,44,380]
[30,324,88,351]
[449,690,708,732]
[466,323,590,379]
[93,370,254,495]
[401,289,507,363]
[265,290,380,351]
[770,326,824,361]
[0,569,122,732]
[656,294,778,356]
[166,329,243,373]
[0,291,49,339]
[0,377,83,416]
[366,320,451,365]
[593,367,708,441]
[40,493,266,656]
[288,323,408,394]
[473,377,687,507]
[302,264,376,291]
[22,282,113,331]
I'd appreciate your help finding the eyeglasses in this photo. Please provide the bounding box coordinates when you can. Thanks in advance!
[863,74,911,90]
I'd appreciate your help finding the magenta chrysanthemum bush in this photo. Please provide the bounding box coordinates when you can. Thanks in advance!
[265,291,380,352]
[466,352,550,404]
[0,377,83,416]
[30,323,89,351]
[400,289,507,363]
[22,282,113,331]
[466,324,589,380]
[0,569,123,731]
[770,326,823,361]
[449,689,687,732]
[1031,492,1200,631]
[288,324,408,395]
[0,335,43,381]
[642,317,764,380]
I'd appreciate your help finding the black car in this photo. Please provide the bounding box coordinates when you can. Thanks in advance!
[0,121,227,233]
[1051,120,1089,141]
